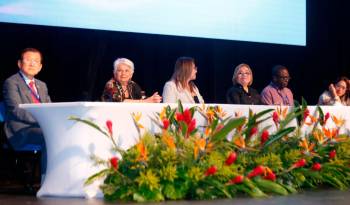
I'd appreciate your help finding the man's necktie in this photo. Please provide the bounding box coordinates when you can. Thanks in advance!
[29,80,40,103]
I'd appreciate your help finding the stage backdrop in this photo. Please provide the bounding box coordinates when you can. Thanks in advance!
[0,1,349,104]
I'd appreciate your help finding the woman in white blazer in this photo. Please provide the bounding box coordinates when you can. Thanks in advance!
[162,57,204,104]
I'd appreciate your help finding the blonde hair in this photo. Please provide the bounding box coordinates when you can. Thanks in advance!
[232,63,253,86]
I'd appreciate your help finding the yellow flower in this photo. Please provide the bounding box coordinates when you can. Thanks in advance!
[131,112,145,129]
[136,170,160,190]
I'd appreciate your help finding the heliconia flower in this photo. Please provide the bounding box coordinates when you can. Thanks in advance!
[303,108,310,121]
[225,152,237,165]
[261,130,269,144]
[215,124,224,133]
[292,158,307,168]
[272,111,279,124]
[329,149,336,159]
[247,165,265,178]
[249,127,258,137]
[187,119,196,134]
[162,118,170,129]
[264,172,276,181]
[323,112,330,125]
[182,109,193,125]
[106,120,113,136]
[311,163,322,171]
[205,165,217,176]
[110,157,118,170]
[229,175,244,184]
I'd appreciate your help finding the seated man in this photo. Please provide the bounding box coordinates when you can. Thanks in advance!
[261,65,294,106]
[2,48,51,173]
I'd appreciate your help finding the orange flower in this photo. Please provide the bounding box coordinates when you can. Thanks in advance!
[304,115,318,126]
[331,115,345,127]
[234,136,246,149]
[136,142,148,162]
[194,138,206,159]
[299,138,315,155]
[162,131,176,150]
[313,130,326,145]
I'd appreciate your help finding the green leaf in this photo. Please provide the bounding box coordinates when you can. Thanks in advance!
[253,178,289,195]
[68,116,109,137]
[263,127,295,149]
[211,117,246,143]
[84,168,110,186]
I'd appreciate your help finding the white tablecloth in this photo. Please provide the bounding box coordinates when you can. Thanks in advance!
[19,102,350,198]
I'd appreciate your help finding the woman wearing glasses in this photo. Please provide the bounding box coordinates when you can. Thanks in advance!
[318,76,350,106]
[226,63,262,104]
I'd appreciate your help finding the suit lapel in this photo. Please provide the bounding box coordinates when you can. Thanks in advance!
[15,73,33,103]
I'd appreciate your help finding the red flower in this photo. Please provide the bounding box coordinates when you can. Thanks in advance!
[162,119,170,129]
[324,112,330,124]
[272,112,279,124]
[264,172,276,181]
[249,127,258,137]
[247,165,265,178]
[106,120,113,136]
[225,152,237,165]
[229,175,244,184]
[261,130,269,144]
[311,163,322,171]
[205,165,217,176]
[182,109,192,125]
[110,157,118,170]
[293,158,307,168]
[303,109,310,121]
[329,150,336,159]
[187,119,196,134]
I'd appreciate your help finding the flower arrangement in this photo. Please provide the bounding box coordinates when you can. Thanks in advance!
[70,101,350,202]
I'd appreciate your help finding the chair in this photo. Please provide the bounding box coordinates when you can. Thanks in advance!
[0,101,41,194]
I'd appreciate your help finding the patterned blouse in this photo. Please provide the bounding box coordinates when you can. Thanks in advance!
[101,78,142,102]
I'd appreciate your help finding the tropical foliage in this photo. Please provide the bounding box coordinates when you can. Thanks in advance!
[70,101,350,202]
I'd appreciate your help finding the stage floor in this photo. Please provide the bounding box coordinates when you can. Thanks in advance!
[0,189,349,205]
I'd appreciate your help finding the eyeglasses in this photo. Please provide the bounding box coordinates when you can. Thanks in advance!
[277,76,291,81]
[238,72,251,76]
[22,58,41,65]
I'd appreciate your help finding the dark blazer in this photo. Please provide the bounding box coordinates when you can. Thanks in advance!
[2,72,51,148]
[226,84,262,105]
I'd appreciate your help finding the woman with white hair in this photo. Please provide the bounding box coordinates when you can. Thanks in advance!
[101,58,162,102]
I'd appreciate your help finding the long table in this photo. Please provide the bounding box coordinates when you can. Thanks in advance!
[19,102,350,198]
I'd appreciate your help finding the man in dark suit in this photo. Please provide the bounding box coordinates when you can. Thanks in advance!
[2,48,51,172]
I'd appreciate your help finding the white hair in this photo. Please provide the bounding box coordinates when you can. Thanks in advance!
[113,58,134,74]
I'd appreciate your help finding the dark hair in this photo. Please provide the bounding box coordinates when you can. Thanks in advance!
[334,76,350,101]
[171,56,197,93]
[272,65,288,77]
[20,48,43,62]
